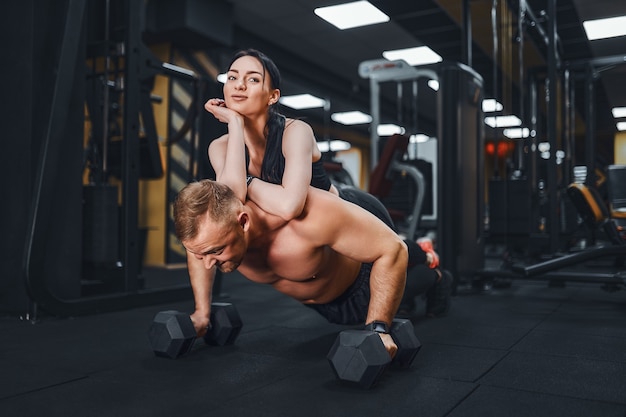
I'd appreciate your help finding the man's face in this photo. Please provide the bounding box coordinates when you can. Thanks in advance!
[183,213,248,273]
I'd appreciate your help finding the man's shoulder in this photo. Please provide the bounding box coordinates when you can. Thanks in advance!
[305,185,341,201]
[301,187,347,220]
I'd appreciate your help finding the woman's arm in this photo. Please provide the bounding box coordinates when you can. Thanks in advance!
[205,99,247,202]
[246,120,318,220]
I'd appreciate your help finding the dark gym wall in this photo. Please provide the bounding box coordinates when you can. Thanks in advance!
[1,0,85,313]
[0,1,34,313]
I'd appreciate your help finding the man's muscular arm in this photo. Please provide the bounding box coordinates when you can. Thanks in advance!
[302,189,408,355]
[365,241,408,327]
[362,237,407,359]
[186,251,215,337]
[325,200,407,325]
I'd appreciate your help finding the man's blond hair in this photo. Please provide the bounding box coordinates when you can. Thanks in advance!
[173,180,241,241]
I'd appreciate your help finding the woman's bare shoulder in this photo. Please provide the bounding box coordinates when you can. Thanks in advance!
[283,119,316,148]
[212,133,229,143]
[284,118,313,132]
[208,134,229,149]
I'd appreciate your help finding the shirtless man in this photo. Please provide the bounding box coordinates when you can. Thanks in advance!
[174,179,451,358]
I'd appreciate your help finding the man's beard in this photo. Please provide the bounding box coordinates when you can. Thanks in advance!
[217,260,240,273]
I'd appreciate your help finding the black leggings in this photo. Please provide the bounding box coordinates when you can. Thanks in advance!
[339,186,428,266]
[338,185,395,229]
[306,263,372,325]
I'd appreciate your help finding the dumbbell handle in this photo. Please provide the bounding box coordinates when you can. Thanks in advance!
[189,302,235,336]
[374,332,398,359]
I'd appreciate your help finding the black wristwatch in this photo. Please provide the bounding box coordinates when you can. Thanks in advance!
[365,321,389,334]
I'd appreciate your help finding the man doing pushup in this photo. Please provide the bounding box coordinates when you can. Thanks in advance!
[174,179,451,358]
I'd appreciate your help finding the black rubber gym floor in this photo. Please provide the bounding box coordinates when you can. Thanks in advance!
[2,267,626,417]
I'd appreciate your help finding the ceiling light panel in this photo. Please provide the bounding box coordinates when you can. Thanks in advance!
[317,140,352,152]
[503,127,530,139]
[382,46,442,66]
[482,99,503,113]
[484,115,522,128]
[331,111,372,125]
[583,16,626,40]
[612,107,626,118]
[410,134,430,143]
[314,1,389,30]
[377,124,405,136]
[279,94,327,109]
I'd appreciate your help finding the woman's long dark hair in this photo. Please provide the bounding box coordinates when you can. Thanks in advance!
[227,49,285,184]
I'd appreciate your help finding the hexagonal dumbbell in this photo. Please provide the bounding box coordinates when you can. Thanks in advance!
[390,318,421,368]
[327,330,391,389]
[149,310,197,359]
[203,302,243,346]
[326,318,421,388]
[148,302,243,359]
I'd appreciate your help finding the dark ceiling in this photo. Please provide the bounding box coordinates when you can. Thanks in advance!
[152,0,626,166]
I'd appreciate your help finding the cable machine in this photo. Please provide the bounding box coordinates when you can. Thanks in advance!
[359,58,485,285]
[358,59,433,240]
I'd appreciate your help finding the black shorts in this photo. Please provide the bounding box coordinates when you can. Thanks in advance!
[306,263,372,325]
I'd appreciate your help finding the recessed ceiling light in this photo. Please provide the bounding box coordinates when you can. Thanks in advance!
[503,127,530,139]
[377,124,405,136]
[583,16,626,40]
[331,111,372,125]
[317,140,352,152]
[279,94,327,109]
[612,107,626,118]
[617,121,626,131]
[428,80,439,91]
[314,1,389,30]
[485,115,522,128]
[538,142,550,152]
[482,99,503,113]
[409,134,430,143]
[382,46,442,66]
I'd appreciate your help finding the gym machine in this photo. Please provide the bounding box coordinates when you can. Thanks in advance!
[478,0,626,290]
[358,59,432,241]
[360,58,485,284]
[23,0,204,317]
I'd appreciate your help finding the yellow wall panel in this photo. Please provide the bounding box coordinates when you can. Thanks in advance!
[615,132,626,164]
[140,43,171,266]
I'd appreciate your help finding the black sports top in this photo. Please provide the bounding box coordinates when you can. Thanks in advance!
[310,159,332,191]
[246,115,332,191]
